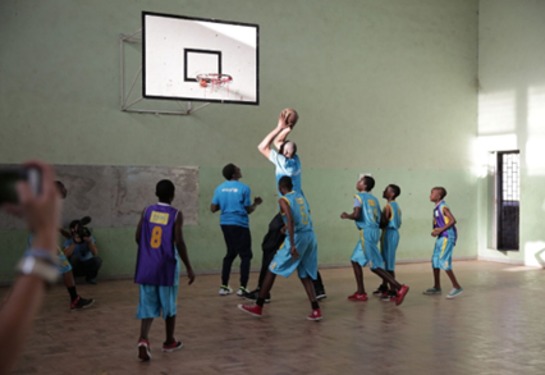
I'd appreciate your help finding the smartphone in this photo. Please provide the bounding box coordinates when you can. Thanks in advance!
[0,167,42,205]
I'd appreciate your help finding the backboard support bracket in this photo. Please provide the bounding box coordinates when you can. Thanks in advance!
[119,30,210,116]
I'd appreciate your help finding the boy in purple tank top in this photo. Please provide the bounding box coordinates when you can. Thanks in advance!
[134,180,195,362]
[423,186,463,299]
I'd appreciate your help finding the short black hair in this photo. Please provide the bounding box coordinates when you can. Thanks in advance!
[156,179,175,201]
[433,186,447,199]
[278,175,293,191]
[222,163,237,180]
[389,184,401,198]
[279,141,297,156]
[69,219,80,230]
[363,175,375,191]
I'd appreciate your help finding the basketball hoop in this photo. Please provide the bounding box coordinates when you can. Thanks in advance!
[196,73,233,89]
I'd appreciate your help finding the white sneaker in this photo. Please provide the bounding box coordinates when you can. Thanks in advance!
[218,285,233,296]
[446,288,463,299]
[236,287,250,297]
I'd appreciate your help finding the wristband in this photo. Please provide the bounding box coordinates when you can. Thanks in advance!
[16,256,60,284]
[23,248,59,266]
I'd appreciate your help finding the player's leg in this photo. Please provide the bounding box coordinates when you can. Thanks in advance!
[442,242,462,298]
[59,252,94,310]
[236,226,253,296]
[297,233,322,320]
[424,237,446,295]
[137,285,160,361]
[348,236,369,301]
[313,271,327,300]
[219,225,238,294]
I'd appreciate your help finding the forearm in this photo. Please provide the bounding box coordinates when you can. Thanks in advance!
[0,276,47,374]
[176,243,193,272]
[63,243,76,257]
[273,128,291,149]
[258,127,282,156]
[88,243,98,256]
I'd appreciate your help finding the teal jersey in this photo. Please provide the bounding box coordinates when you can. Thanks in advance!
[385,201,402,230]
[354,192,381,230]
[280,191,313,233]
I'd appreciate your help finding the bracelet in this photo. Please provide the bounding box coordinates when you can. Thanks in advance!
[16,256,60,284]
[23,248,59,266]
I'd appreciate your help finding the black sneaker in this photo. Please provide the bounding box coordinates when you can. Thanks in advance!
[372,285,388,296]
[315,290,327,301]
[70,296,95,310]
[243,289,271,303]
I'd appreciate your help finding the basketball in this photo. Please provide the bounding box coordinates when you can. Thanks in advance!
[281,108,299,128]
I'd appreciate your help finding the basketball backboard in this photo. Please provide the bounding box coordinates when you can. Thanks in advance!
[142,12,259,105]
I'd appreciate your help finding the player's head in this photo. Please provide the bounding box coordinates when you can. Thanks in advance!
[222,163,241,180]
[357,174,375,192]
[55,180,67,200]
[430,186,447,202]
[383,184,401,200]
[279,141,297,159]
[278,175,293,195]
[156,179,175,203]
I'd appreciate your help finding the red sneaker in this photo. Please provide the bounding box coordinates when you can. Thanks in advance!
[396,285,410,306]
[347,292,368,302]
[307,309,322,321]
[162,340,183,352]
[237,303,263,317]
[137,339,151,361]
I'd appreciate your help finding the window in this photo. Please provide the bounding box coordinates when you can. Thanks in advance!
[496,151,520,250]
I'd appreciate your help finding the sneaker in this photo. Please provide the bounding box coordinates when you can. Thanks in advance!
[243,289,271,303]
[372,285,388,296]
[347,292,368,302]
[315,290,327,301]
[218,285,233,296]
[237,303,263,317]
[307,309,322,321]
[162,340,183,352]
[423,287,442,295]
[446,288,463,299]
[70,296,95,310]
[395,285,410,306]
[236,286,250,297]
[137,339,151,361]
[381,291,396,302]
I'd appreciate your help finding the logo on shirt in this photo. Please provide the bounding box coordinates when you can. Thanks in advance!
[150,211,169,225]
[221,188,239,193]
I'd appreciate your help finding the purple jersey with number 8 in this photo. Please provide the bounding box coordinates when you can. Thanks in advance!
[134,203,178,286]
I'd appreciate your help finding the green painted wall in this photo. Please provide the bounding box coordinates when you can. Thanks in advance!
[478,0,545,266]
[0,0,479,281]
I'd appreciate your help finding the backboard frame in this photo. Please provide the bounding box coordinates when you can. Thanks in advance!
[142,12,259,105]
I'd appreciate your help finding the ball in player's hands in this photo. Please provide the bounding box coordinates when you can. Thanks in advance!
[281,108,299,128]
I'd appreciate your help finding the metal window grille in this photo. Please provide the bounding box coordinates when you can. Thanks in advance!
[497,151,520,250]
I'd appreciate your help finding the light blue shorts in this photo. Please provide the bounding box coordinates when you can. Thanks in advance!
[432,236,455,271]
[137,284,179,319]
[351,228,384,270]
[58,251,72,274]
[381,229,400,272]
[269,231,318,279]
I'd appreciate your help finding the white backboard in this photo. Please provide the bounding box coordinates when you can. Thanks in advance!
[143,12,259,105]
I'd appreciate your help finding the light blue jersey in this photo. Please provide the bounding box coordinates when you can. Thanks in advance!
[354,192,381,230]
[351,191,383,269]
[269,149,303,196]
[211,180,252,227]
[279,191,313,232]
[381,201,402,271]
[269,190,317,279]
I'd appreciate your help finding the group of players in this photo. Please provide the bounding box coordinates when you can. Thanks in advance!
[133,109,463,362]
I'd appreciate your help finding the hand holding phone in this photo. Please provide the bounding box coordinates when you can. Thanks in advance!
[0,167,42,205]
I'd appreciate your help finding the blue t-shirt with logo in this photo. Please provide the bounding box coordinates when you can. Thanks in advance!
[211,180,252,228]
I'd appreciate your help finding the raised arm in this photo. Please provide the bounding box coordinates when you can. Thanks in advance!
[257,111,292,159]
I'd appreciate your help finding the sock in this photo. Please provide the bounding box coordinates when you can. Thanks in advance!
[311,301,320,310]
[256,298,265,307]
[68,287,78,301]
